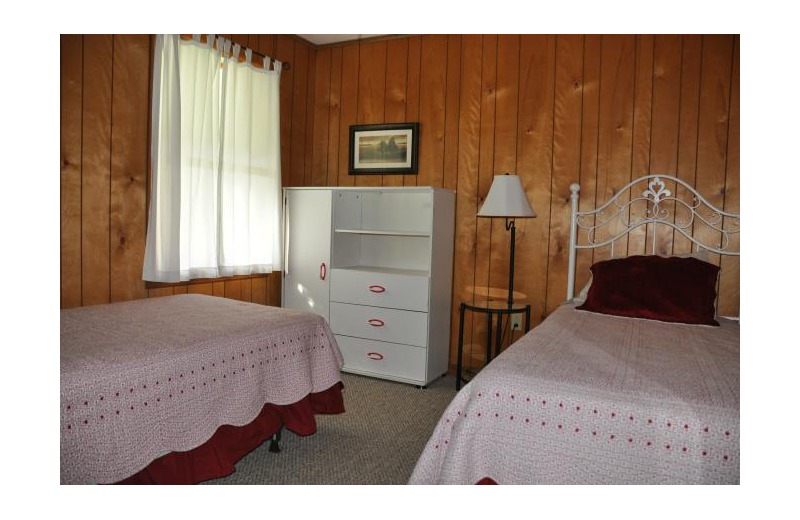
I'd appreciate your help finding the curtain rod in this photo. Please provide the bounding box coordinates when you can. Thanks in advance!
[180,34,291,71]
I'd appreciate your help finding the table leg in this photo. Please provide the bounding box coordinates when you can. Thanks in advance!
[525,305,531,332]
[456,303,466,391]
[485,312,493,365]
[494,312,503,359]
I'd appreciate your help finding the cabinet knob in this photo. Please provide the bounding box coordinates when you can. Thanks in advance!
[368,318,385,327]
[366,352,384,360]
[319,262,327,280]
[369,285,386,293]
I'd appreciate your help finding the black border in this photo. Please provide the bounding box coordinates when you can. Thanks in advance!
[348,122,420,175]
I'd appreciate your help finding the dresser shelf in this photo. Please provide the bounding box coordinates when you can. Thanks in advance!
[334,228,430,237]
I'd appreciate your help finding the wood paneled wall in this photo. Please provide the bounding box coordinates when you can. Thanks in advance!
[304,35,740,369]
[60,34,316,309]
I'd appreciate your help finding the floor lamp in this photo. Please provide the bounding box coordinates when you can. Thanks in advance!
[477,173,536,306]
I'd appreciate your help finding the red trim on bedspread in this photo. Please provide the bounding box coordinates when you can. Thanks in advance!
[116,382,344,484]
[476,477,497,485]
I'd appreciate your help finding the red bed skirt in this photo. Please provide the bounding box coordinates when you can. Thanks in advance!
[117,382,345,484]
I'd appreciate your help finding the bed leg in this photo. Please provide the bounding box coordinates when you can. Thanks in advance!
[416,385,427,389]
[268,428,282,453]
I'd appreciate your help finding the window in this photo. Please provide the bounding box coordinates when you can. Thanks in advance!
[143,35,283,282]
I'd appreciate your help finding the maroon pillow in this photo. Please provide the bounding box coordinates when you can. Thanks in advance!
[576,255,720,326]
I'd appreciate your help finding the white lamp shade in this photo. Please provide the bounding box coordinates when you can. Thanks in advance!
[477,174,536,218]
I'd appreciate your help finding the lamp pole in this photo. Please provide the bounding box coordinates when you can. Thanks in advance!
[506,217,515,307]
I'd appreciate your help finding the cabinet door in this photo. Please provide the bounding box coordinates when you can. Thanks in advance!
[283,190,332,320]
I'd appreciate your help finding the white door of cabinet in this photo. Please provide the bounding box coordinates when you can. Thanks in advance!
[283,190,332,320]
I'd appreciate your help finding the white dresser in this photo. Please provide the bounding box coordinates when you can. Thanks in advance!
[282,187,455,387]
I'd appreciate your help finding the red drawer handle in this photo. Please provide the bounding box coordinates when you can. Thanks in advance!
[369,285,386,293]
[366,352,384,361]
[320,262,327,280]
[368,319,385,327]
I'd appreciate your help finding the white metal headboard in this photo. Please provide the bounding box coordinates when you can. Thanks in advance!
[567,174,740,299]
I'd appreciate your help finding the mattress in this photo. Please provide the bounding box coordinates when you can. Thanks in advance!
[410,304,739,484]
[61,294,343,484]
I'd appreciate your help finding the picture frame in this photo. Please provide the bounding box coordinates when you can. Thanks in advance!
[348,122,419,175]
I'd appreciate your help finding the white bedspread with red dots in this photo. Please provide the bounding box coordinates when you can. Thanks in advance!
[410,304,739,484]
[61,294,344,484]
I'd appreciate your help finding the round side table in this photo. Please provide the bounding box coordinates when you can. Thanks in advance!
[455,300,531,390]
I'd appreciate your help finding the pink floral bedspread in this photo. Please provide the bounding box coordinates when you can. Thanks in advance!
[61,294,343,484]
[410,304,739,484]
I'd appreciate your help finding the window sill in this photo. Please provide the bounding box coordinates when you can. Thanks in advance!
[145,272,281,290]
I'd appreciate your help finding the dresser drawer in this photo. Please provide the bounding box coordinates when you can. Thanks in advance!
[336,335,426,382]
[329,302,428,347]
[330,269,429,311]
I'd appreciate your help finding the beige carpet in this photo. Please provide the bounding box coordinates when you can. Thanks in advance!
[203,372,456,485]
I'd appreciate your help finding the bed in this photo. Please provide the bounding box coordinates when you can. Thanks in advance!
[61,293,344,484]
[410,175,740,484]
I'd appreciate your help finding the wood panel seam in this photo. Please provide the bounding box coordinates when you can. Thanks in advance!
[108,35,115,303]
[669,35,686,255]
[689,35,705,246]
[80,35,85,307]
[543,35,558,319]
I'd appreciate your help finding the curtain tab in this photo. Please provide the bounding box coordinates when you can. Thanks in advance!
[206,34,214,48]
[232,43,241,61]
[192,34,200,43]
[245,48,252,64]
[274,60,282,74]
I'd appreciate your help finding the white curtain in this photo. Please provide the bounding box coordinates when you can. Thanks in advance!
[143,35,283,282]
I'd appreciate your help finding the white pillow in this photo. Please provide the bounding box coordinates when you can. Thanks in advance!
[570,250,711,305]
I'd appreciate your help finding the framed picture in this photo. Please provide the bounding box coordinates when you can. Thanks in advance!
[348,122,419,175]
